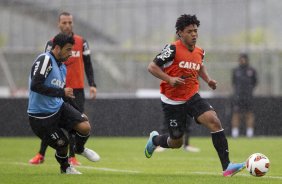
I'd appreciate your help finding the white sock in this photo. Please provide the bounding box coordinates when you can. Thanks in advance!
[232,128,239,138]
[246,128,254,137]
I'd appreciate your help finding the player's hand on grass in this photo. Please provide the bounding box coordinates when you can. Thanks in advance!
[64,87,75,98]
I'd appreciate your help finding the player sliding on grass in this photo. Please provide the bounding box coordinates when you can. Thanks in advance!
[145,14,245,177]
[27,33,100,174]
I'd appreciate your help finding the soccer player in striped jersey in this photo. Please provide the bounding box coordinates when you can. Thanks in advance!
[28,33,99,174]
[144,14,245,177]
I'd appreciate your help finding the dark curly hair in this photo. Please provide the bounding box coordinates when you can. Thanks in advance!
[52,33,75,49]
[175,14,200,33]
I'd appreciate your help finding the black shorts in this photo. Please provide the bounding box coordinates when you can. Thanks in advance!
[162,93,214,139]
[232,96,253,113]
[160,114,193,134]
[29,102,87,149]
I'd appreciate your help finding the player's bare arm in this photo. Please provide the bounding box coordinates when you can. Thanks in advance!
[148,62,185,87]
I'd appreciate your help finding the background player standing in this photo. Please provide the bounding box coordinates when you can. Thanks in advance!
[231,53,257,138]
[29,12,97,166]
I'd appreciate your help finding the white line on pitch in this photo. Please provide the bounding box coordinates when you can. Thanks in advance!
[11,162,141,174]
[5,162,282,179]
[78,165,140,173]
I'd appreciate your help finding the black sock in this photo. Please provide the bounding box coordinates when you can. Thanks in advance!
[68,132,76,157]
[74,132,90,154]
[152,134,169,148]
[211,130,230,170]
[55,152,69,172]
[183,133,189,147]
[39,140,48,156]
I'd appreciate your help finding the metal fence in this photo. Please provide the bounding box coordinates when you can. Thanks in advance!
[0,0,282,97]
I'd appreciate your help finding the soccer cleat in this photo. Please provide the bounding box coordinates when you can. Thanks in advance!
[61,166,82,174]
[68,157,81,166]
[80,148,100,162]
[183,145,200,153]
[29,153,44,165]
[223,162,246,177]
[144,131,159,158]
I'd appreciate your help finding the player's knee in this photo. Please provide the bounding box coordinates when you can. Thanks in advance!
[172,141,183,148]
[168,137,183,148]
[168,130,184,148]
[209,116,222,131]
[75,121,91,135]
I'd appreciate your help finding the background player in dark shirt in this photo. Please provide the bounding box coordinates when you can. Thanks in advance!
[231,53,257,138]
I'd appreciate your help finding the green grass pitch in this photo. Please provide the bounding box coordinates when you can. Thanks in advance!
[0,137,281,184]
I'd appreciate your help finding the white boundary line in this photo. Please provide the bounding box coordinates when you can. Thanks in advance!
[4,162,282,179]
[78,165,140,173]
[10,162,141,174]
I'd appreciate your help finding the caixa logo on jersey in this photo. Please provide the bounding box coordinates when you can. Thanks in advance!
[179,61,200,70]
[71,51,80,57]
[51,78,65,88]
